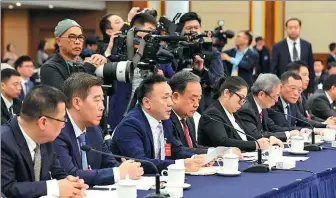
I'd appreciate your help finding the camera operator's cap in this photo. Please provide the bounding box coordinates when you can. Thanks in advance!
[54,19,82,37]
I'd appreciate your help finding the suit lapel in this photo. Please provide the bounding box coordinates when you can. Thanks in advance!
[11,118,35,180]
[138,106,155,158]
[186,118,197,147]
[65,118,82,168]
[283,39,292,62]
[1,97,10,120]
[40,144,48,180]
[249,96,263,131]
[170,112,187,146]
[300,40,305,60]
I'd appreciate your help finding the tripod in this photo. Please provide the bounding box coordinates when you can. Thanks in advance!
[100,85,114,144]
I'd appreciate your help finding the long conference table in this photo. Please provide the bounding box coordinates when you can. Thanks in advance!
[134,143,336,198]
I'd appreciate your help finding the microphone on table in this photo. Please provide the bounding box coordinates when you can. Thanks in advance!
[80,145,167,198]
[269,109,322,151]
[202,114,269,173]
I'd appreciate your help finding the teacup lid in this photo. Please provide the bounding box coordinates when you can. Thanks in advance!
[224,153,239,159]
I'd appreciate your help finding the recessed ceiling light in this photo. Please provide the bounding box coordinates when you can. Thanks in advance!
[48,4,54,9]
[8,5,14,9]
[16,2,21,6]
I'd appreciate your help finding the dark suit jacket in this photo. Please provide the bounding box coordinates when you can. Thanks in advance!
[271,39,314,93]
[313,71,328,91]
[53,114,120,186]
[110,105,193,174]
[306,90,336,120]
[18,80,34,100]
[253,46,271,74]
[237,95,288,141]
[1,97,22,125]
[223,48,259,87]
[327,54,336,65]
[170,111,208,154]
[197,100,256,151]
[268,99,326,129]
[40,52,96,90]
[1,117,67,198]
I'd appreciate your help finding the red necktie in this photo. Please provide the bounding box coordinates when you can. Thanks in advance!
[259,112,263,123]
[181,119,193,148]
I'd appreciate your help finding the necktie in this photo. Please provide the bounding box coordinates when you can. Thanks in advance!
[157,123,165,160]
[24,82,29,96]
[293,42,298,61]
[286,105,292,127]
[34,144,41,181]
[259,112,263,123]
[77,133,88,169]
[8,106,13,118]
[181,119,193,148]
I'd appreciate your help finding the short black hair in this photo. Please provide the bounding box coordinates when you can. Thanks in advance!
[85,35,99,46]
[37,40,46,51]
[285,18,302,27]
[178,12,202,28]
[62,72,103,108]
[14,56,33,69]
[20,85,67,121]
[286,60,308,72]
[241,30,253,45]
[1,68,20,82]
[169,71,200,94]
[212,76,248,100]
[99,13,114,42]
[130,13,157,28]
[281,71,302,84]
[314,59,323,64]
[255,36,263,42]
[137,74,167,104]
[323,74,336,90]
[329,42,336,52]
[328,62,336,70]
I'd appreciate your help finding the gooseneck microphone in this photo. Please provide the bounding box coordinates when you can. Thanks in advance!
[81,145,166,198]
[269,109,322,151]
[202,114,269,173]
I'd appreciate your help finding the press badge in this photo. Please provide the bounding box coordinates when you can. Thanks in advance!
[164,138,172,157]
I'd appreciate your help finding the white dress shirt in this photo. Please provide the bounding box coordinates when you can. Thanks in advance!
[222,105,247,141]
[67,110,120,182]
[18,124,59,197]
[286,37,301,61]
[1,94,14,116]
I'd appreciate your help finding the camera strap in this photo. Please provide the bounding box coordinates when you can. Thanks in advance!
[126,27,146,68]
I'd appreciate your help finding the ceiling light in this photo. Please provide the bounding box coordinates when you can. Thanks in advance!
[48,4,54,9]
[16,2,21,6]
[8,5,14,9]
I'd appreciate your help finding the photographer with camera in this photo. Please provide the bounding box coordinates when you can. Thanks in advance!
[40,19,107,90]
[178,12,225,113]
[108,13,176,131]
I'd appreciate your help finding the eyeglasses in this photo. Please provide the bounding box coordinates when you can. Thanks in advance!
[265,92,279,101]
[40,115,68,123]
[60,34,85,42]
[230,91,247,105]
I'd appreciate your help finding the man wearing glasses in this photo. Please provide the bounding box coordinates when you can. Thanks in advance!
[267,71,329,129]
[53,73,143,186]
[40,19,107,90]
[238,73,301,142]
[1,85,88,198]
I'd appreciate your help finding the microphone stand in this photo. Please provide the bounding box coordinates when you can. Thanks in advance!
[270,109,321,151]
[203,115,269,173]
[81,146,167,198]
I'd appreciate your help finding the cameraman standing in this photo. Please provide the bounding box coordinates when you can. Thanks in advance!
[40,19,107,90]
[178,12,225,113]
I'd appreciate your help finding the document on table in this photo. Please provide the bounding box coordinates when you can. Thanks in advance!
[203,147,231,165]
[93,176,168,191]
[283,156,309,161]
[85,190,118,198]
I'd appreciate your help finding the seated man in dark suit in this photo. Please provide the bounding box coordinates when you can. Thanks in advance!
[221,30,259,88]
[313,59,328,91]
[110,75,209,174]
[328,62,336,75]
[268,72,330,129]
[1,69,22,125]
[306,74,336,121]
[198,76,282,151]
[54,73,143,186]
[1,85,88,198]
[169,71,242,156]
[14,56,35,100]
[237,74,300,141]
[327,42,336,65]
